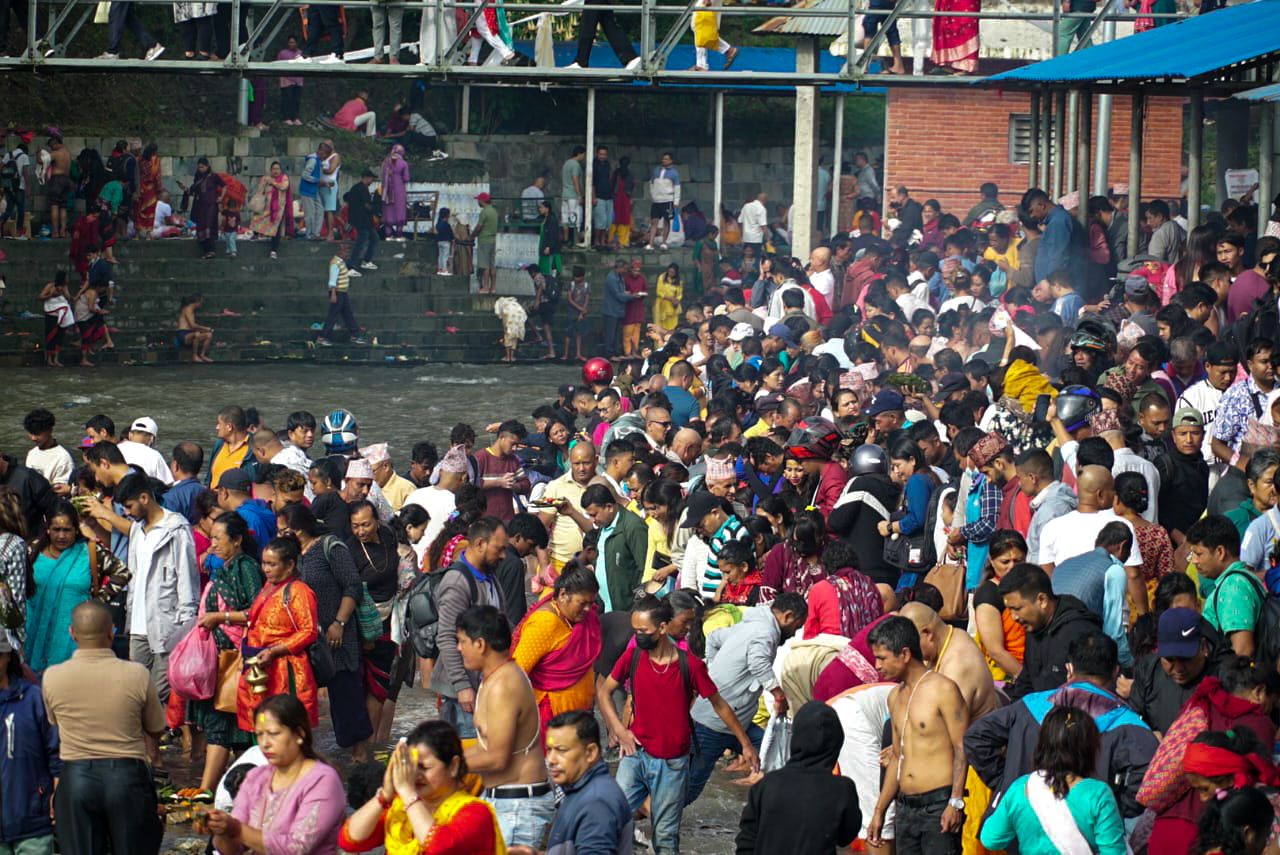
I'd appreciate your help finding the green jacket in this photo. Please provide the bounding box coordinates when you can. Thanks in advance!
[1225,499,1263,541]
[598,507,649,612]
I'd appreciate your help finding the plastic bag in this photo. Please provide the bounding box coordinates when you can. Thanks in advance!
[759,712,792,774]
[168,624,218,700]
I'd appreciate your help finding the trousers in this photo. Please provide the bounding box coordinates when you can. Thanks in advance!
[56,758,163,855]
[322,291,360,337]
[107,2,156,53]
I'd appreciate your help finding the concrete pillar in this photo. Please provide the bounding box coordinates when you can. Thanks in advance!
[832,95,845,234]
[583,87,595,247]
[1030,92,1041,189]
[1066,90,1079,193]
[1092,17,1117,195]
[1260,103,1273,240]
[1213,100,1250,207]
[1077,89,1092,227]
[1127,94,1143,261]
[1053,91,1067,200]
[792,38,820,260]
[460,85,471,133]
[1188,90,1203,231]
[237,76,249,126]
[1039,93,1053,189]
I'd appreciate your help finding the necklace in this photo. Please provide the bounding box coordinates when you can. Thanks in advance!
[936,626,955,669]
[647,650,675,675]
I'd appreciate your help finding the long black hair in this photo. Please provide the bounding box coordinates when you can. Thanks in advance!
[1032,705,1100,798]
[1195,786,1275,855]
[425,483,484,571]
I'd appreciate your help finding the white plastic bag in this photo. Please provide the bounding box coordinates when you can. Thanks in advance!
[759,712,792,774]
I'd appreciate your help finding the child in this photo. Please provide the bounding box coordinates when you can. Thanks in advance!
[714,539,762,606]
[220,176,246,259]
[39,271,74,367]
[1047,270,1084,326]
[563,265,590,363]
[435,207,454,275]
[72,282,112,366]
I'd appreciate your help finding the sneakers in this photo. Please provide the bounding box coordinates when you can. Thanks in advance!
[625,56,642,70]
[144,43,165,61]
[360,261,377,270]
[96,51,120,60]
[564,62,583,69]
[351,335,368,344]
[347,268,363,277]
[315,337,332,346]
[315,53,344,64]
[269,251,278,259]
[427,149,449,162]
[288,54,311,63]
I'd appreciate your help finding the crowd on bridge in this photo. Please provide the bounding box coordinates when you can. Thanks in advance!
[7,171,1280,855]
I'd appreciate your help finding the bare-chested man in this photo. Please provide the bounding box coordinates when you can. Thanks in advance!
[458,605,556,849]
[867,615,968,855]
[900,602,998,855]
[47,135,72,239]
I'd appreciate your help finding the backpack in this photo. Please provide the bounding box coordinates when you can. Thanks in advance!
[626,645,700,752]
[1227,294,1280,368]
[404,562,478,659]
[0,155,18,193]
[543,274,561,306]
[1212,567,1280,670]
[105,151,129,183]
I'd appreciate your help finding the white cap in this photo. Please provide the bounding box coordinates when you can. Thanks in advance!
[728,322,756,342]
[130,417,158,437]
[345,458,375,480]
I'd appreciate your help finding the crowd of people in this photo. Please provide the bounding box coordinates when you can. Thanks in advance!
[6,173,1280,855]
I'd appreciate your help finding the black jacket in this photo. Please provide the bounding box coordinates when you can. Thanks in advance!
[1128,617,1226,733]
[1006,594,1101,699]
[1155,448,1209,536]
[827,473,901,586]
[736,701,860,855]
[345,182,375,229]
[0,455,56,536]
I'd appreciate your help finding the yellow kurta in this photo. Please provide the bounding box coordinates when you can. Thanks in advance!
[654,273,683,331]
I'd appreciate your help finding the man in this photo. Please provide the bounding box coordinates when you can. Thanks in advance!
[474,191,500,295]
[560,147,585,245]
[432,516,508,738]
[23,408,73,493]
[1227,235,1279,322]
[646,152,680,250]
[1024,187,1086,287]
[687,594,808,804]
[808,246,836,305]
[580,483,647,612]
[970,431,1024,533]
[285,410,317,454]
[44,135,74,239]
[407,440,438,488]
[118,417,173,484]
[682,490,752,600]
[1145,198,1185,263]
[0,141,30,239]
[206,405,253,487]
[215,468,276,556]
[45,600,164,855]
[474,420,531,523]
[739,192,768,259]
[828,444,901,587]
[1212,338,1277,462]
[1015,448,1077,564]
[344,168,379,270]
[597,595,759,855]
[507,711,633,855]
[1155,405,1210,542]
[663,362,699,429]
[459,606,556,848]
[162,441,204,525]
[1189,514,1262,657]
[588,440,635,507]
[900,602,997,720]
[405,443,469,557]
[999,563,1101,699]
[723,286,763,332]
[1037,465,1142,580]
[867,616,969,855]
[497,513,545,629]
[866,388,906,443]
[840,238,887,308]
[621,259,649,357]
[1051,521,1138,666]
[363,442,415,511]
[520,174,546,221]
[589,145,612,250]
[540,442,598,574]
[600,259,632,358]
[890,185,923,236]
[965,632,1157,824]
[1129,606,1224,735]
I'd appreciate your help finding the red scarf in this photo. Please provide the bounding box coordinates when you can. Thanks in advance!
[1182,742,1280,789]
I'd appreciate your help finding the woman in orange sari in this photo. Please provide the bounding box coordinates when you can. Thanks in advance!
[237,535,320,731]
[973,530,1027,683]
[511,564,601,731]
[133,142,163,236]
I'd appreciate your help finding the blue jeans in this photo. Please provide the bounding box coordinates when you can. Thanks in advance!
[352,225,379,264]
[616,748,689,855]
[439,695,477,739]
[686,720,764,806]
[487,790,557,847]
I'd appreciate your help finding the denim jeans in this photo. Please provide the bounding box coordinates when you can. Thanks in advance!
[686,720,764,806]
[487,790,557,847]
[616,747,689,854]
[352,225,379,263]
[895,787,961,855]
[439,695,477,739]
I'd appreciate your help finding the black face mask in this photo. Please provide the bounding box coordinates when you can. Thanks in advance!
[634,631,660,651]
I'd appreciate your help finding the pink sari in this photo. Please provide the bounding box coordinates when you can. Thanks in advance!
[931,0,980,73]
[512,595,602,731]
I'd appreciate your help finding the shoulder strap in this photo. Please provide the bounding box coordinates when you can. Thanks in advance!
[87,539,101,595]
[627,646,639,690]
[677,647,693,703]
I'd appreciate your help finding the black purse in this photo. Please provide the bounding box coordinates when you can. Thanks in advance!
[284,582,336,688]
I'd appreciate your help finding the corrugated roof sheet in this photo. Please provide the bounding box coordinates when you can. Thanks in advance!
[754,0,851,37]
[984,0,1280,85]
[1235,82,1280,101]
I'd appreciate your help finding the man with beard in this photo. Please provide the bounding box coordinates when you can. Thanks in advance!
[970,431,1024,534]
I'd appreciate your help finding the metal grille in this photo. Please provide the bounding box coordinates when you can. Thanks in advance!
[1008,113,1058,165]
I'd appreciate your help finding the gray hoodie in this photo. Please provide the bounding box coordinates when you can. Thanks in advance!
[1027,480,1078,564]
[125,508,199,654]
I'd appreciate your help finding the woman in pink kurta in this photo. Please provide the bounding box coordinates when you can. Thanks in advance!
[379,144,410,237]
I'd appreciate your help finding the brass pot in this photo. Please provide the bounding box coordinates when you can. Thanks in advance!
[245,656,270,695]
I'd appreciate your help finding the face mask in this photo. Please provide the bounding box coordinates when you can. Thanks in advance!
[634,631,660,651]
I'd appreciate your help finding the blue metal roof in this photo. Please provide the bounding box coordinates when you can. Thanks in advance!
[984,0,1280,85]
[1234,82,1280,102]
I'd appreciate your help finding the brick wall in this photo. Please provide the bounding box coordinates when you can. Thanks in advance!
[884,87,1184,215]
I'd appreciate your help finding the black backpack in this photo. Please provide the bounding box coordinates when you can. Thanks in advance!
[106,151,129,183]
[0,156,17,193]
[1227,294,1280,368]
[404,562,478,659]
[1212,568,1280,670]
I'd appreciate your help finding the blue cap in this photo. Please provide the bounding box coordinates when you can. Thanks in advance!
[767,323,799,349]
[1157,607,1203,659]
[867,388,906,417]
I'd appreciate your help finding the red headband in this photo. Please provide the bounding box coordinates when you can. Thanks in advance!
[1183,743,1280,789]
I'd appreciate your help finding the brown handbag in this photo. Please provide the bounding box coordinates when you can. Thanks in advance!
[923,562,968,622]
[213,649,242,714]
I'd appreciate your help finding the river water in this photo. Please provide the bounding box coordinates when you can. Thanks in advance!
[3,363,743,855]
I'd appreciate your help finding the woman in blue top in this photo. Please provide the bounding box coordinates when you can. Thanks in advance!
[880,437,940,589]
[980,704,1128,855]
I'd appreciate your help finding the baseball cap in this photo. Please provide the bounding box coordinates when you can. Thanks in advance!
[129,417,158,437]
[1123,276,1154,299]
[933,372,968,404]
[680,491,725,529]
[728,322,756,342]
[475,192,491,203]
[215,468,253,493]
[1157,607,1203,659]
[767,323,799,349]
[1172,406,1204,429]
[866,388,905,417]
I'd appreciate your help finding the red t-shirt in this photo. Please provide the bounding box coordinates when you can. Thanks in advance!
[611,647,718,759]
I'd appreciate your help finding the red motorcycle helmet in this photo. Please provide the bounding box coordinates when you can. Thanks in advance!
[583,357,614,386]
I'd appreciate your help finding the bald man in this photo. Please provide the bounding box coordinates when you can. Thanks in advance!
[900,602,998,855]
[808,246,835,304]
[1037,465,1142,582]
[541,441,599,574]
[671,429,704,468]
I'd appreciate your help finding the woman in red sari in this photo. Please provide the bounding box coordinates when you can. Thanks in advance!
[931,0,980,73]
[511,564,601,731]
[133,142,163,237]
[237,535,320,731]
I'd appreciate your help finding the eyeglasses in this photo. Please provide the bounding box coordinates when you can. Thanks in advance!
[649,420,672,428]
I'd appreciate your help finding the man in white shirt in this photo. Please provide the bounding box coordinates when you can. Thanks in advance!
[150,191,180,237]
[1038,465,1141,574]
[404,443,470,563]
[23,408,74,494]
[1104,431,1160,524]
[521,176,546,221]
[739,192,768,256]
[808,246,835,304]
[1177,341,1236,477]
[118,417,175,485]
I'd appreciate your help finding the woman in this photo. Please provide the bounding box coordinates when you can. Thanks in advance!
[0,639,58,854]
[1113,471,1173,605]
[380,145,410,238]
[174,0,214,60]
[320,141,342,241]
[803,539,883,639]
[654,263,683,332]
[931,0,979,73]
[691,226,719,301]
[72,282,111,366]
[180,158,224,259]
[758,357,786,396]
[0,490,28,646]
[207,694,346,855]
[511,564,602,731]
[276,503,372,759]
[879,437,941,590]
[1086,195,1118,301]
[236,536,319,731]
[980,705,1128,855]
[973,530,1028,682]
[277,36,305,124]
[919,199,943,250]
[759,509,828,601]
[639,478,682,594]
[39,272,74,368]
[306,458,351,539]
[249,161,292,259]
[1195,787,1276,855]
[611,156,634,248]
[755,494,792,542]
[190,513,263,793]
[25,503,100,672]
[347,498,408,743]
[339,720,502,854]
[1173,223,1224,296]
[133,142,162,237]
[396,502,433,577]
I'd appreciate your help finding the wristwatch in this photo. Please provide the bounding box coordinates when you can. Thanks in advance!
[948,798,966,811]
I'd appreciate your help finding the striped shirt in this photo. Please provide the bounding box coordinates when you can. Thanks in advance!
[703,514,752,597]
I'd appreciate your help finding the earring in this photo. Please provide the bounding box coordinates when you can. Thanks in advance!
[297,739,303,745]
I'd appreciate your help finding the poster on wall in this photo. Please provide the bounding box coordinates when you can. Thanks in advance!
[1225,169,1259,199]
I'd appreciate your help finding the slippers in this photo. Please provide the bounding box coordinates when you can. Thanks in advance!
[221,308,243,317]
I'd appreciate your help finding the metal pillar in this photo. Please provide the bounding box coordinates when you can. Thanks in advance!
[792,38,820,259]
[460,85,471,133]
[583,87,595,247]
[1030,92,1041,189]
[1259,103,1273,240]
[237,76,249,126]
[1127,94,1143,261]
[1188,90,1203,231]
[714,91,724,240]
[1077,89,1092,227]
[1053,91,1067,199]
[1093,16,1116,194]
[1066,90,1079,193]
[1040,94,1053,189]
[832,94,845,234]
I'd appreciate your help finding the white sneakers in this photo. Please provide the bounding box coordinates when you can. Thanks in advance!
[145,43,165,61]
[360,261,377,270]
[625,56,642,70]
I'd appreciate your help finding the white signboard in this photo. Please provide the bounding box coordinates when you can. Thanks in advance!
[1226,169,1259,199]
